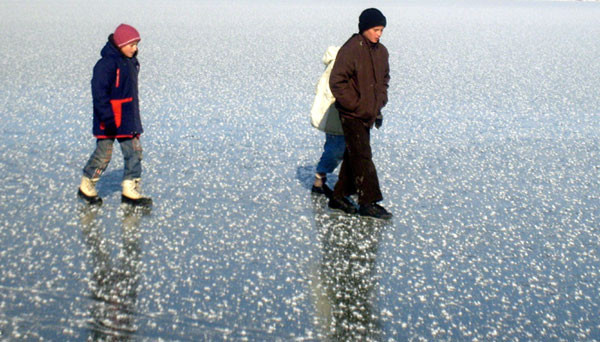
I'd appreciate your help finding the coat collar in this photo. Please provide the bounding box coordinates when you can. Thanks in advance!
[356,33,379,49]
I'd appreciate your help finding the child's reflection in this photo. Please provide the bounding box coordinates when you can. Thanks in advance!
[79,206,145,341]
[311,195,387,341]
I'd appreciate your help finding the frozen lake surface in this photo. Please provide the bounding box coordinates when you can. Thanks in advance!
[1,0,600,340]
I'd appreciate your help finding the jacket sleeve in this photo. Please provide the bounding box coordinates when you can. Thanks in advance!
[329,45,360,113]
[91,59,116,129]
[379,50,390,112]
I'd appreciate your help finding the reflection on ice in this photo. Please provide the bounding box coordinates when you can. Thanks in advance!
[311,195,389,341]
[80,205,145,340]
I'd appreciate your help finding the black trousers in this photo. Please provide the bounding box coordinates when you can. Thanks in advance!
[333,116,383,206]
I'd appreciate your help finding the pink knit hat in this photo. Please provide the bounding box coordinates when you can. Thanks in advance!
[113,24,141,47]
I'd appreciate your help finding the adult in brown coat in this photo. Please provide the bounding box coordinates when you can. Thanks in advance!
[328,8,392,219]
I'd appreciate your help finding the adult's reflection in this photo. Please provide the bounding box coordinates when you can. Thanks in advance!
[311,195,387,341]
[79,205,144,340]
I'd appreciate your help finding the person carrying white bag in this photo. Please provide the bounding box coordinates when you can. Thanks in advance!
[310,46,345,197]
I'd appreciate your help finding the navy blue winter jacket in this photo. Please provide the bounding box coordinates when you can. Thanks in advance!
[92,35,143,138]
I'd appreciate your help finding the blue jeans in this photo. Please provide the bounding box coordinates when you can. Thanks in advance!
[83,137,143,180]
[316,134,345,176]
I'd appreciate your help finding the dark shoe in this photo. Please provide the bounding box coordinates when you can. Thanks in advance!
[359,203,392,220]
[121,195,153,207]
[328,197,357,214]
[78,189,102,205]
[311,183,333,198]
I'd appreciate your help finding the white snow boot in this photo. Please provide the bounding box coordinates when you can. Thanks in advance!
[121,178,152,207]
[78,176,102,205]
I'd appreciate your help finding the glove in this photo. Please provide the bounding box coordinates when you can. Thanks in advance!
[375,114,383,129]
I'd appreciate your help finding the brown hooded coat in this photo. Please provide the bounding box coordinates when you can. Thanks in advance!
[329,33,390,128]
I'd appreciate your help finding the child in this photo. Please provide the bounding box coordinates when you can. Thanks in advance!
[78,24,151,206]
[328,8,391,219]
[310,46,345,198]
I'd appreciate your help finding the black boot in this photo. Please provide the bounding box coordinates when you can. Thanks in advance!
[311,174,333,198]
[311,183,333,198]
[359,203,392,220]
[328,196,357,214]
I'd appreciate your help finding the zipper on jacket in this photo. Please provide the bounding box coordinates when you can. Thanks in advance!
[115,68,120,88]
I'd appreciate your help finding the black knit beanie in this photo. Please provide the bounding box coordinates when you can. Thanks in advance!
[358,8,387,33]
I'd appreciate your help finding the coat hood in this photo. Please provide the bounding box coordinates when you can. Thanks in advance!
[101,34,137,59]
[322,46,340,66]
[100,35,121,58]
